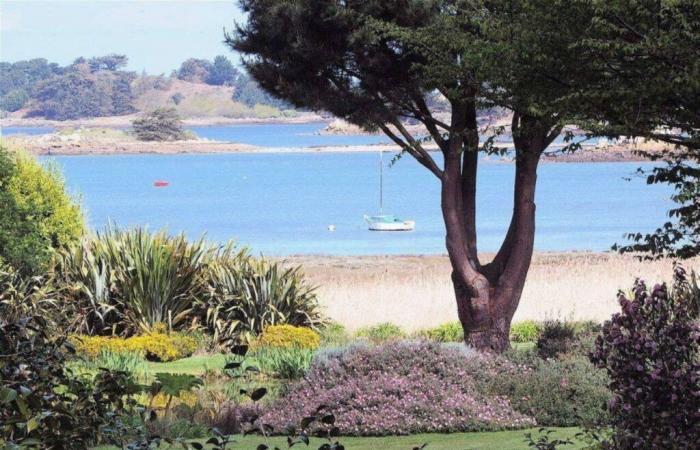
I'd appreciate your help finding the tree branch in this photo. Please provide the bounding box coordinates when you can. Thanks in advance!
[376,122,444,179]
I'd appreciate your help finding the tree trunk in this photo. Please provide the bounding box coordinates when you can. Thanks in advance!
[441,110,548,352]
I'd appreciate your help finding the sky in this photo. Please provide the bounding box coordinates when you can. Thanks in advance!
[0,0,247,74]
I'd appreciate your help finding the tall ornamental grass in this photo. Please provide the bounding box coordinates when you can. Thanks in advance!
[54,227,322,342]
[201,257,323,344]
[56,227,217,336]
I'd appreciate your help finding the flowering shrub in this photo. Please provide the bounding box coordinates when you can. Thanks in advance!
[590,270,700,449]
[254,324,320,349]
[70,332,197,362]
[261,341,534,435]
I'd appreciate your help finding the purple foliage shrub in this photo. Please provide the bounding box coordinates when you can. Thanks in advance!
[260,341,535,436]
[590,269,700,449]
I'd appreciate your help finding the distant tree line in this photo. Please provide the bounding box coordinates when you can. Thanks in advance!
[0,54,290,120]
[176,55,290,109]
[0,54,136,120]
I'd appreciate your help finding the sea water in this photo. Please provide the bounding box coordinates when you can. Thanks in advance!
[43,151,671,255]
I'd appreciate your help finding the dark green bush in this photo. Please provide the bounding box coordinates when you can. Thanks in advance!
[0,316,139,449]
[536,320,576,359]
[131,107,186,141]
[0,263,58,324]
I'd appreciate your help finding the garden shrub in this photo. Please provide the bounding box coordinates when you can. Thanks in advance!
[70,331,197,362]
[0,316,138,448]
[0,145,84,275]
[536,319,576,358]
[261,341,535,435]
[211,403,262,435]
[510,320,542,343]
[319,321,351,346]
[255,324,320,349]
[416,322,464,342]
[590,270,699,449]
[355,322,405,344]
[480,351,610,427]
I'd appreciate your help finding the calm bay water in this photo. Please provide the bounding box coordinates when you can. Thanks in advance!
[2,126,56,136]
[189,122,389,147]
[44,152,672,255]
[1,122,390,147]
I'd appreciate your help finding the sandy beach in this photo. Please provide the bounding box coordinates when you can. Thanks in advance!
[282,252,697,331]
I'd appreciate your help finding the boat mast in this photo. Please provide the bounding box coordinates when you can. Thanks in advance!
[379,148,383,214]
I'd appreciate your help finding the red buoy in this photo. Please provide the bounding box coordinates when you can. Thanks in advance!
[154,180,169,187]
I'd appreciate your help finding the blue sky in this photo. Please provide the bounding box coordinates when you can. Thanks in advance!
[0,0,246,74]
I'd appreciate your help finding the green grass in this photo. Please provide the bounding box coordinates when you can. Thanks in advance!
[146,354,228,375]
[95,428,584,450]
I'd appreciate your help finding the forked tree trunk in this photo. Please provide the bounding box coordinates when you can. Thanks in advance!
[440,110,553,352]
[377,101,556,353]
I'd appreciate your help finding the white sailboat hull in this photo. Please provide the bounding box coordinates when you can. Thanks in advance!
[364,215,415,231]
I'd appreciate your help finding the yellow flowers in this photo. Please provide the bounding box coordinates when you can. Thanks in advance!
[70,331,197,362]
[254,324,320,350]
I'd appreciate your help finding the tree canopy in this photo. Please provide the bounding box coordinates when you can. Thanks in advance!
[571,0,700,259]
[131,107,187,141]
[229,0,596,351]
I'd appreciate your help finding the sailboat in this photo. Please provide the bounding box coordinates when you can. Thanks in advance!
[364,149,415,231]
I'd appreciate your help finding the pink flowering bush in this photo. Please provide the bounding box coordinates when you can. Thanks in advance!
[259,341,534,435]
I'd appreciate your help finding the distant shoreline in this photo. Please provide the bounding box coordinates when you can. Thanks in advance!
[2,119,655,162]
[0,112,328,129]
[6,138,649,162]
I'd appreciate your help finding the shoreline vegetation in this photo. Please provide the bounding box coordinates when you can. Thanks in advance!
[281,252,696,331]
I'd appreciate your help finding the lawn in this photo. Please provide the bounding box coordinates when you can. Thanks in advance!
[146,354,228,375]
[96,427,584,450]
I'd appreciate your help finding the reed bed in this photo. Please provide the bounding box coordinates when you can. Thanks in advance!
[283,253,699,331]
